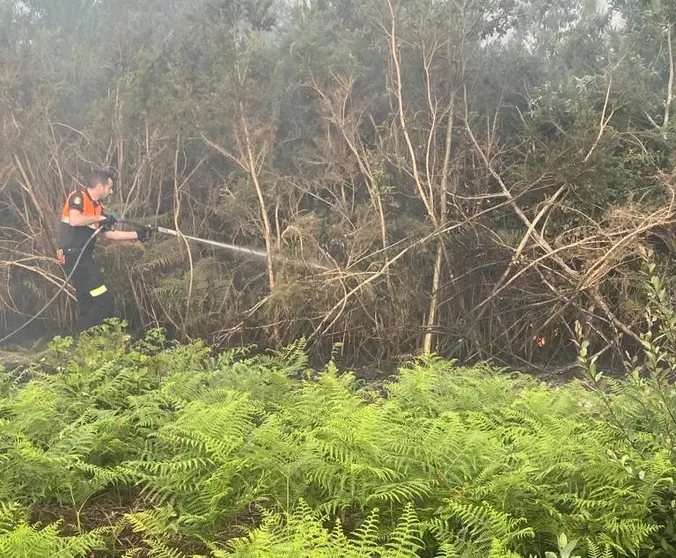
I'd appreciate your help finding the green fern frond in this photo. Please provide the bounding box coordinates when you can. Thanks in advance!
[431,501,534,554]
[125,506,179,539]
[365,479,433,505]
[382,503,424,558]
[146,540,188,558]
[350,508,382,553]
[587,539,614,558]
[600,517,659,555]
[222,501,428,557]
[488,538,523,558]
[0,502,24,534]
[0,520,108,558]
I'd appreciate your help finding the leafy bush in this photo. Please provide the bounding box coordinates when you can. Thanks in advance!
[1,304,676,556]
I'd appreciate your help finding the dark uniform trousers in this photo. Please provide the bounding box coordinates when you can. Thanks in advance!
[63,250,115,331]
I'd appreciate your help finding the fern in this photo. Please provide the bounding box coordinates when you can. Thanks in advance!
[2,321,676,556]
[0,516,108,558]
[586,539,614,558]
[430,501,534,556]
[382,504,424,558]
[221,501,423,557]
[124,506,190,558]
[0,502,24,533]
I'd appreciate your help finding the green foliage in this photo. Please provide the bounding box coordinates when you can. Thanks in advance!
[0,501,108,557]
[574,263,676,556]
[220,500,424,557]
[1,317,676,555]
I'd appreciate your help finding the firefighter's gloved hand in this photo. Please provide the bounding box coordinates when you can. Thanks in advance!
[100,211,120,230]
[136,225,153,243]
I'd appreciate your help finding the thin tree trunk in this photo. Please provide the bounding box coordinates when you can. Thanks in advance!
[386,0,437,227]
[424,98,454,354]
[664,23,674,138]
[239,106,280,345]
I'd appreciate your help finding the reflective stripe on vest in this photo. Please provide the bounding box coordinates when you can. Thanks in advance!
[89,285,108,297]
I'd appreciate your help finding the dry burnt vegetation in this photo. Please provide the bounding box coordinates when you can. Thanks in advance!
[3,0,676,369]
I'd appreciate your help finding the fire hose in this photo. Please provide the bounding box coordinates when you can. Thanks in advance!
[120,219,330,272]
[0,228,102,345]
[0,219,330,345]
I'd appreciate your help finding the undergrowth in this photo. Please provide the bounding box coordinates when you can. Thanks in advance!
[1,269,676,556]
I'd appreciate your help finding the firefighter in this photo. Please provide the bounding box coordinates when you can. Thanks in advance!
[58,169,152,332]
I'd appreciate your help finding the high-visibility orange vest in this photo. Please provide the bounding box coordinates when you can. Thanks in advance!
[58,189,104,262]
[60,188,103,228]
